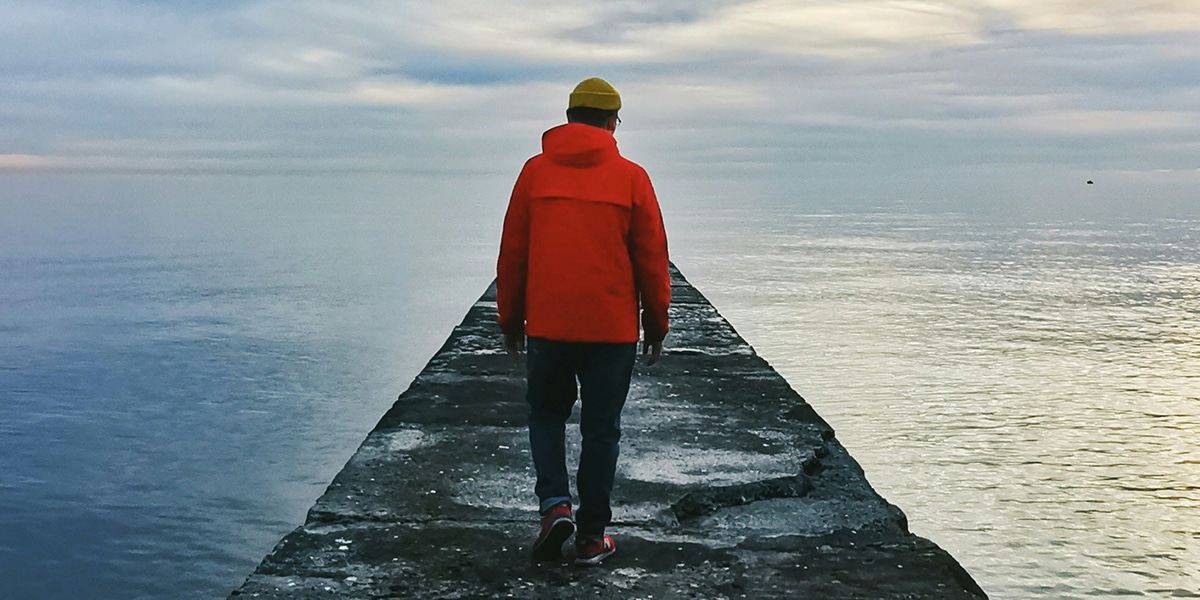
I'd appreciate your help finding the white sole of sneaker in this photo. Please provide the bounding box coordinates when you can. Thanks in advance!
[574,546,615,566]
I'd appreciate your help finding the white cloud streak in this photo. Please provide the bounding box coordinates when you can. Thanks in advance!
[0,0,1197,211]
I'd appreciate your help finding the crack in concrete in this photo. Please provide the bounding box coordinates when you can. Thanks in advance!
[670,473,816,522]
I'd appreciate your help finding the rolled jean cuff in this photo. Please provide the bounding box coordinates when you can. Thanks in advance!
[540,496,572,514]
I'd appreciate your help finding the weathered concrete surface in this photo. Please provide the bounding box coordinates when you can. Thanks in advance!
[230,266,988,599]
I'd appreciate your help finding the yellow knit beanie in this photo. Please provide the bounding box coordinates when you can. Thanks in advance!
[569,77,621,111]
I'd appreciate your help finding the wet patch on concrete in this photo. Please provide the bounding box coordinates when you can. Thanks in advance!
[231,265,987,599]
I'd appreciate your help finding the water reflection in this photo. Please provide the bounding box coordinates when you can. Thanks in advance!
[671,211,1200,599]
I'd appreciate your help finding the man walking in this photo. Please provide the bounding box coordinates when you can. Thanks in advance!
[496,77,671,565]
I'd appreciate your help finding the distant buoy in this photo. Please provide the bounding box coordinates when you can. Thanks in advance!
[1086,180,1094,185]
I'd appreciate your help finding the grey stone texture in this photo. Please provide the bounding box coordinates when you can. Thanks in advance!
[230,265,988,599]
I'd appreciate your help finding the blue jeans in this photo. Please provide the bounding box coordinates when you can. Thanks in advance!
[525,337,637,539]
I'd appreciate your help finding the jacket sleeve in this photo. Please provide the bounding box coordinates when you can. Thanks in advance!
[497,162,533,336]
[628,166,671,344]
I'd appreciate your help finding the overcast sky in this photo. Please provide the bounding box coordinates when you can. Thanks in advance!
[2,0,1198,216]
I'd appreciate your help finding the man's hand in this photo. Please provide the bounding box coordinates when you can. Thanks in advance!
[504,332,525,356]
[642,340,662,366]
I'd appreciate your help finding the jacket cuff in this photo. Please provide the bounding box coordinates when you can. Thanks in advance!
[498,319,524,337]
[643,327,668,345]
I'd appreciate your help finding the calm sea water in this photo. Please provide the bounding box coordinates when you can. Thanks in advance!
[674,208,1200,599]
[1,182,1197,599]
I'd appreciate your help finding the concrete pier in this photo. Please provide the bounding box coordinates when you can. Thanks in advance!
[230,265,987,599]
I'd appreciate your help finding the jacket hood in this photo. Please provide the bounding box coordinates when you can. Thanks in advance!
[541,123,618,168]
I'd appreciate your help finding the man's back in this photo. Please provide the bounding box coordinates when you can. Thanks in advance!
[497,122,669,345]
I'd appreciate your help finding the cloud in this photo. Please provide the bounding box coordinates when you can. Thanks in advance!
[0,154,62,171]
[0,0,1197,215]
[987,0,1200,35]
[1007,109,1191,134]
[621,1,985,59]
[353,80,479,107]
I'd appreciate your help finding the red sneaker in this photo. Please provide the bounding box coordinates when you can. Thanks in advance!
[574,534,616,566]
[531,503,575,561]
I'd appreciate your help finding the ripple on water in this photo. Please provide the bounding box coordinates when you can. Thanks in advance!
[675,214,1200,599]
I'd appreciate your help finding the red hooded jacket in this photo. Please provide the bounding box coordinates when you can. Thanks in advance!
[497,123,670,344]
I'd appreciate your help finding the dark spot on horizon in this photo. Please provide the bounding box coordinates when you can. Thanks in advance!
[1087,180,1094,184]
